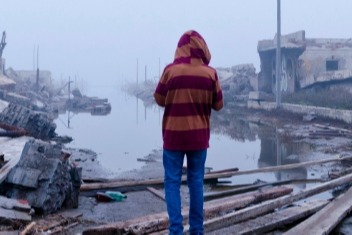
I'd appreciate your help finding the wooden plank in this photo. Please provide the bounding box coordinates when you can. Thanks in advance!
[81,186,293,235]
[80,170,239,192]
[152,200,329,235]
[204,178,322,201]
[19,222,36,235]
[215,200,328,235]
[80,155,351,192]
[207,167,239,174]
[284,186,352,235]
[188,172,352,234]
[146,187,165,201]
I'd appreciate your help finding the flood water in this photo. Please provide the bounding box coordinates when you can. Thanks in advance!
[54,85,351,233]
[54,86,320,186]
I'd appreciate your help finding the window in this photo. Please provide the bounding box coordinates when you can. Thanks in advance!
[326,60,338,71]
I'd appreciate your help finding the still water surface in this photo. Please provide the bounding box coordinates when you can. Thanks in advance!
[54,86,351,232]
[54,86,312,185]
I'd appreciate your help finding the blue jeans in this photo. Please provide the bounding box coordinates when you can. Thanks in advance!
[163,149,207,235]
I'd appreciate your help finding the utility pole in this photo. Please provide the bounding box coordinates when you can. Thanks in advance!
[276,0,282,109]
[0,31,6,59]
[36,45,39,91]
[68,76,71,102]
[136,58,139,86]
[145,65,147,82]
[0,31,6,74]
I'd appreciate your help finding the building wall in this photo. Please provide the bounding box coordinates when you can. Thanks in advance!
[257,31,352,93]
[298,41,352,88]
[257,31,306,95]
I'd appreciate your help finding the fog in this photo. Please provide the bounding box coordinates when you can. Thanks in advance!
[1,0,351,90]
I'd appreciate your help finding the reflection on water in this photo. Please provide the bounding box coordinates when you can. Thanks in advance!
[54,86,318,188]
[210,106,319,188]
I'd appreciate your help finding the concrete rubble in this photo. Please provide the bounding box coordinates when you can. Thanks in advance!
[0,30,111,227]
[5,139,82,214]
[0,103,56,139]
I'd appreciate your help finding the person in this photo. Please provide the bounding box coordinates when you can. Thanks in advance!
[154,30,223,235]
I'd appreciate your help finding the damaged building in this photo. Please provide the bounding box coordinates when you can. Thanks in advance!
[257,30,352,94]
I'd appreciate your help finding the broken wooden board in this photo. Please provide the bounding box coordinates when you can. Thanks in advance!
[0,136,30,184]
[82,186,293,235]
[146,187,165,201]
[153,200,329,235]
[80,155,352,193]
[284,186,352,235]
[80,169,239,193]
[208,200,328,235]
[204,178,322,201]
[192,172,352,233]
[0,207,31,221]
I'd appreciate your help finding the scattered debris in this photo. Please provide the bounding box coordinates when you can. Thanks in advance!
[303,111,317,122]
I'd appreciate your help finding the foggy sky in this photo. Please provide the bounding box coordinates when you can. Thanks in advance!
[1,0,351,90]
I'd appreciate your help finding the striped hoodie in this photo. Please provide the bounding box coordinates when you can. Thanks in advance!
[154,30,223,151]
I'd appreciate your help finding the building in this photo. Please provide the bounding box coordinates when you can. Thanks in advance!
[257,30,352,94]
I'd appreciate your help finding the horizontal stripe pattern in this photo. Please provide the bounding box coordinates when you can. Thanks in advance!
[165,89,213,105]
[158,63,217,84]
[167,75,214,91]
[164,105,211,119]
[163,116,209,131]
[162,129,210,151]
[154,30,223,151]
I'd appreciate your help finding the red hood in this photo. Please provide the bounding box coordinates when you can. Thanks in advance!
[173,30,211,65]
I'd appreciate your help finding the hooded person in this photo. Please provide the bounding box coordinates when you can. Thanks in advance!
[154,30,223,235]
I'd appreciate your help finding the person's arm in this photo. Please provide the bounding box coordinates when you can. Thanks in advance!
[154,88,166,107]
[154,69,168,107]
[212,72,224,111]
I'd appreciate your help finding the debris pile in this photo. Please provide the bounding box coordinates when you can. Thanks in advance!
[217,64,257,104]
[5,139,82,214]
[0,103,56,139]
[66,88,112,115]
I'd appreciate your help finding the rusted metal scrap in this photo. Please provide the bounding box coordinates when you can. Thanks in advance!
[0,123,27,137]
